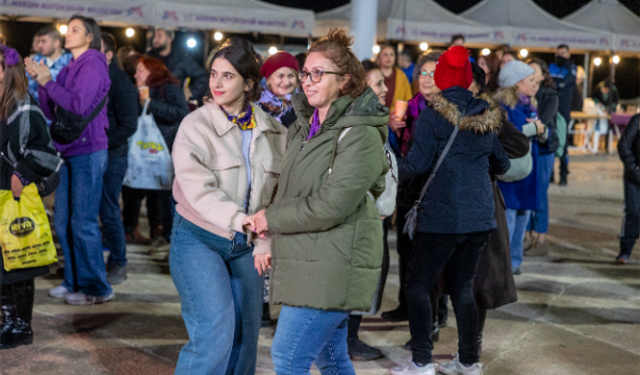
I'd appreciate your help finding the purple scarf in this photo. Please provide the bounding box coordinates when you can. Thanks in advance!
[518,92,538,116]
[307,109,321,140]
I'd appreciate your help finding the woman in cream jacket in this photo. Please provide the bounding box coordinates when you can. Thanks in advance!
[169,39,286,375]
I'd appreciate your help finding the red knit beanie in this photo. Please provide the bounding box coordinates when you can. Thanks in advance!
[261,51,299,78]
[434,46,473,91]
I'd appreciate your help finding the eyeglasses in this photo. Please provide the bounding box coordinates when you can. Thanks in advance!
[419,71,435,80]
[299,69,343,83]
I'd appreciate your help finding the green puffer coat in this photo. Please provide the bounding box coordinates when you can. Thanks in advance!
[265,88,390,311]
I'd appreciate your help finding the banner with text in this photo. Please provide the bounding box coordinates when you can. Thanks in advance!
[615,35,640,53]
[0,0,153,25]
[153,1,313,36]
[510,27,613,51]
[387,18,508,46]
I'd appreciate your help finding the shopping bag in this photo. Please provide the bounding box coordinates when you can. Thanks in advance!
[0,184,57,271]
[123,99,174,190]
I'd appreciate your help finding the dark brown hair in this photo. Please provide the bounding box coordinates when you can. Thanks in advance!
[308,28,366,99]
[413,49,445,82]
[0,48,28,122]
[69,14,102,51]
[527,58,555,90]
[207,38,262,105]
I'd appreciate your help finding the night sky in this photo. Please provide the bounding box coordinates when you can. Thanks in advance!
[263,0,640,17]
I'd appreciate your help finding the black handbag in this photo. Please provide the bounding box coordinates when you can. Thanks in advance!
[51,96,107,145]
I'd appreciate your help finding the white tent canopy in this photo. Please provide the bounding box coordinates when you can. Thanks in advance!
[461,0,614,51]
[153,0,314,37]
[386,0,508,46]
[564,0,640,53]
[0,0,314,36]
[313,0,391,39]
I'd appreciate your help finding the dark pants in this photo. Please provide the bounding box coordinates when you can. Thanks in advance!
[406,231,490,366]
[100,155,128,267]
[395,205,412,310]
[620,179,640,257]
[122,187,173,239]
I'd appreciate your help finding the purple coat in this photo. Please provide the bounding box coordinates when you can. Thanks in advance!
[38,49,111,157]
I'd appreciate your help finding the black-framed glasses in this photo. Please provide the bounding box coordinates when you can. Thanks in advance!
[299,69,344,83]
[419,71,435,79]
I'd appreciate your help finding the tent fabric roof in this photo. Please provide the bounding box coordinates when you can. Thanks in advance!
[564,0,640,35]
[460,0,614,50]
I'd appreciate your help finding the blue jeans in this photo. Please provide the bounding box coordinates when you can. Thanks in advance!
[55,150,112,297]
[170,213,263,375]
[506,209,531,269]
[529,153,555,234]
[100,155,128,267]
[271,306,354,375]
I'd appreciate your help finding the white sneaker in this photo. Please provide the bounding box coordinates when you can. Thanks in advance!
[65,291,115,306]
[390,359,436,375]
[438,354,483,375]
[49,285,71,299]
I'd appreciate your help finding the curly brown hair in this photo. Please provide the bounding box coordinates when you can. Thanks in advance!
[307,28,367,99]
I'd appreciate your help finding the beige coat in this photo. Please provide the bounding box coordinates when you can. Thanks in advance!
[172,99,287,256]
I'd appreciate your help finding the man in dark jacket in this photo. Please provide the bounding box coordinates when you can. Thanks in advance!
[549,44,577,186]
[616,114,640,264]
[100,33,139,284]
[392,46,509,374]
[148,29,208,105]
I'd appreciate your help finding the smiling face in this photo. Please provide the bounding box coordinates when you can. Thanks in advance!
[418,61,439,102]
[210,57,252,115]
[266,66,297,97]
[64,19,92,52]
[300,52,345,113]
[366,69,388,105]
[516,73,538,98]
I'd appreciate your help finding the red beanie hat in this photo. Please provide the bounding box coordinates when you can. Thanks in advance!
[434,46,473,91]
[261,51,299,78]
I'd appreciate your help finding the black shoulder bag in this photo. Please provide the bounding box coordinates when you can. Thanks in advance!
[51,95,107,145]
[403,108,466,240]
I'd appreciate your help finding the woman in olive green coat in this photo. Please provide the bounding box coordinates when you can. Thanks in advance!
[247,29,389,373]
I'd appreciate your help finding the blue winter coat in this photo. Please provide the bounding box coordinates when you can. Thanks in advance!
[496,88,540,211]
[398,86,510,234]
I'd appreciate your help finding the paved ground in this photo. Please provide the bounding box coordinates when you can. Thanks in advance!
[1,155,639,374]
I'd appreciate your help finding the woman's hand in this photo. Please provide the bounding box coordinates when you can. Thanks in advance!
[388,114,407,135]
[24,58,52,86]
[527,118,545,135]
[254,253,272,276]
[11,174,24,199]
[243,215,256,233]
[139,96,148,106]
[252,210,269,237]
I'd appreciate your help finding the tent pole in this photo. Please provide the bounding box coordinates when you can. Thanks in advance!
[204,31,211,67]
[350,0,379,60]
[583,52,590,101]
[610,50,616,82]
[587,54,595,98]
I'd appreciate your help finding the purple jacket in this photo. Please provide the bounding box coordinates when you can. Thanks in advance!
[38,49,111,157]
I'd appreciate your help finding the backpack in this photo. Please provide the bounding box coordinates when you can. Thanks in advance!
[555,113,567,158]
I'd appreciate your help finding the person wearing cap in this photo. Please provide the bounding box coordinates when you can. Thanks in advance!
[256,51,298,327]
[391,46,510,375]
[495,60,548,276]
[258,51,299,129]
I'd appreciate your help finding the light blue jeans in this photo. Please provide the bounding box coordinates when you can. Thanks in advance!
[169,213,264,375]
[506,209,531,269]
[271,306,355,375]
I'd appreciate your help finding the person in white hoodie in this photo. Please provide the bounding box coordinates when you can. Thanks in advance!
[169,39,286,375]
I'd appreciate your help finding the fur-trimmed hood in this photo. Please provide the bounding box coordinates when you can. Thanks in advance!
[494,86,537,110]
[432,89,502,134]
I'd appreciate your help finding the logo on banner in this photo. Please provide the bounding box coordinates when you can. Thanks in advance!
[395,27,407,36]
[494,31,504,40]
[620,39,630,47]
[516,33,527,42]
[291,20,305,29]
[127,6,144,18]
[163,11,179,22]
[599,37,609,46]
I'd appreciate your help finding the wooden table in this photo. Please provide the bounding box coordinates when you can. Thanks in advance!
[569,111,611,154]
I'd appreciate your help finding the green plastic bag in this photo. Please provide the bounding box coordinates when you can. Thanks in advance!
[0,184,57,271]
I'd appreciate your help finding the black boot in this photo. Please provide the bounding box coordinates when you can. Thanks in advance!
[381,306,408,322]
[1,281,34,350]
[261,303,272,327]
[347,337,383,361]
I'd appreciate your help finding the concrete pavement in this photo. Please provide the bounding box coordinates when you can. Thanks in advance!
[1,155,638,374]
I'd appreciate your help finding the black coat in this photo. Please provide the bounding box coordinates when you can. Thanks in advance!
[148,49,208,105]
[618,114,640,185]
[536,87,559,155]
[144,83,189,152]
[474,118,529,309]
[1,96,58,284]
[107,60,139,158]
[398,87,510,234]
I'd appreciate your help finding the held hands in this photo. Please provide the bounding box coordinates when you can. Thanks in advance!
[388,114,407,135]
[11,175,24,200]
[254,254,272,277]
[243,210,269,238]
[24,58,52,86]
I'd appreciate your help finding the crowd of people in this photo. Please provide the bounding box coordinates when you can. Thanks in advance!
[0,16,637,375]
